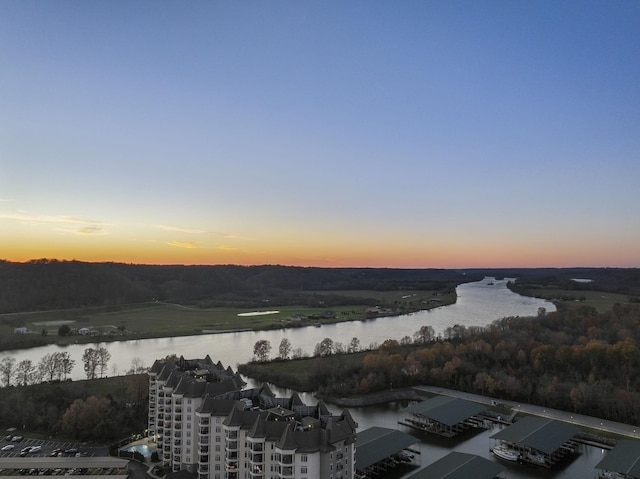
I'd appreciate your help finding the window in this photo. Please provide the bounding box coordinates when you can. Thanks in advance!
[301,455,308,463]
[301,466,307,474]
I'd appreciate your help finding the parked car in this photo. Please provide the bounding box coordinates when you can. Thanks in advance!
[64,448,78,454]
[11,436,23,442]
[29,445,42,453]
[1,444,14,451]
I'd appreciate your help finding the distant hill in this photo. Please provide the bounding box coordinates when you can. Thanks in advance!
[0,259,473,313]
[0,259,637,314]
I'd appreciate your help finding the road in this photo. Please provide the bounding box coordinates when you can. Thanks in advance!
[415,385,640,439]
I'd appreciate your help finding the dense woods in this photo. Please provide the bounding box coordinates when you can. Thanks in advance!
[240,302,640,425]
[0,259,469,313]
[0,374,148,442]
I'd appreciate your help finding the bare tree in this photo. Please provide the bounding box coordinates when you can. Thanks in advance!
[348,337,361,353]
[278,338,292,360]
[96,347,111,378]
[253,340,272,362]
[129,357,146,374]
[314,338,334,357]
[0,357,16,386]
[15,359,36,386]
[82,348,99,379]
[38,353,59,382]
[414,325,435,344]
[58,352,74,380]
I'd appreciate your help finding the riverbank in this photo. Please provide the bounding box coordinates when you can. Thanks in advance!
[0,291,456,352]
[328,388,424,407]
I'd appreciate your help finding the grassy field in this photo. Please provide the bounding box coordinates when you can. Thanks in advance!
[515,287,633,313]
[0,289,454,350]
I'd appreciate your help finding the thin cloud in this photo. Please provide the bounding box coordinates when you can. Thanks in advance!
[77,226,108,235]
[53,226,109,236]
[168,241,199,249]
[153,224,254,241]
[0,212,110,225]
[154,224,207,234]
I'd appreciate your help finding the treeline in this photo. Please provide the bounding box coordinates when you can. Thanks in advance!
[0,259,469,313]
[241,303,640,425]
[0,374,148,442]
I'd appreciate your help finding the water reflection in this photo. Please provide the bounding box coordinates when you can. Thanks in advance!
[0,277,553,380]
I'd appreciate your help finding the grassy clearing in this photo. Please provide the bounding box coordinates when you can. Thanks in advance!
[516,287,632,313]
[0,289,454,350]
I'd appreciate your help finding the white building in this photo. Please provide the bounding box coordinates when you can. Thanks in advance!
[148,355,357,479]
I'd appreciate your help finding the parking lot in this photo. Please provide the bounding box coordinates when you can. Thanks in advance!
[0,436,105,459]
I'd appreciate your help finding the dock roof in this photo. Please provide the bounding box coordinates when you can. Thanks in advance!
[401,396,487,426]
[355,426,418,471]
[490,416,578,455]
[596,440,640,478]
[405,452,505,479]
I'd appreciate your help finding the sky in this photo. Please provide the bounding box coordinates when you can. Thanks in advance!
[1,1,639,269]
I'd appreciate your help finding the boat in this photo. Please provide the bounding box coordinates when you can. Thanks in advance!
[491,444,520,462]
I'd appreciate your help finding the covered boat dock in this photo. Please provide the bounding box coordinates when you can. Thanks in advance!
[355,426,419,478]
[404,452,505,479]
[490,416,579,468]
[596,439,640,479]
[399,395,488,437]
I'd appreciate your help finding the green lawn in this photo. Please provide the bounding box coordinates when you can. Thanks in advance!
[0,289,454,350]
[517,287,633,313]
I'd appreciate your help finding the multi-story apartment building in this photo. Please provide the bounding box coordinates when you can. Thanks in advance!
[148,355,357,479]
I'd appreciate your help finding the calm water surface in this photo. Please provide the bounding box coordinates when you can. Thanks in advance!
[3,278,606,478]
[1,277,552,377]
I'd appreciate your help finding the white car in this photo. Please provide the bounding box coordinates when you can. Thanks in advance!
[1,444,14,451]
[29,445,42,453]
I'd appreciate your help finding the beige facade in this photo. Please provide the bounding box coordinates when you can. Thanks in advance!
[148,356,356,479]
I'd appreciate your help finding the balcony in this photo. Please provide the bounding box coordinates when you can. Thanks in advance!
[250,442,264,452]
[250,464,264,478]
[198,454,209,464]
[225,460,238,471]
[225,430,238,440]
[250,453,263,463]
[226,441,238,451]
[278,455,293,465]
[198,464,208,473]
[199,427,209,435]
[279,466,294,478]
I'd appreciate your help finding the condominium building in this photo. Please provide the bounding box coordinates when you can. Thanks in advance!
[148,355,357,479]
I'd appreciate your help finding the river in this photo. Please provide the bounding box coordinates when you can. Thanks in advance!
[1,277,612,478]
[0,277,552,378]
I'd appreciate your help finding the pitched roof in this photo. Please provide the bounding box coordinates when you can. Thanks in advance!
[405,452,505,479]
[596,440,640,477]
[402,396,487,426]
[490,416,579,455]
[355,426,418,470]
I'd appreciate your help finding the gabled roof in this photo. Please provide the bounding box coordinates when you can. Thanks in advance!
[402,396,487,426]
[196,396,239,416]
[490,416,579,455]
[596,440,640,477]
[405,452,505,479]
[355,427,418,470]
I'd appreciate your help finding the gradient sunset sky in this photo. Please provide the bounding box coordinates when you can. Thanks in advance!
[1,1,638,268]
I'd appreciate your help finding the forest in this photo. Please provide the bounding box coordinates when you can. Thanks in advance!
[0,259,470,313]
[0,374,148,442]
[240,302,640,425]
[3,259,638,314]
